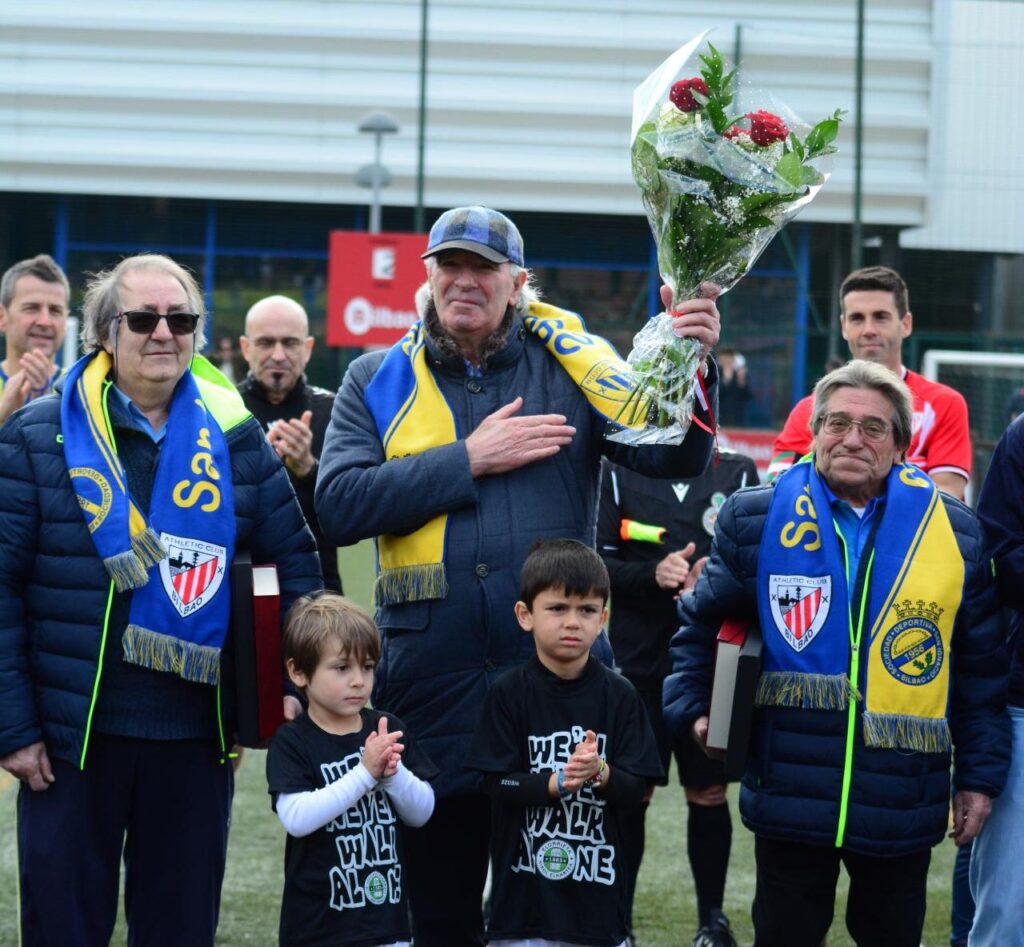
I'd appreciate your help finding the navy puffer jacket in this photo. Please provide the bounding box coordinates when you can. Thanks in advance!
[664,483,1010,855]
[0,390,322,767]
[316,316,716,797]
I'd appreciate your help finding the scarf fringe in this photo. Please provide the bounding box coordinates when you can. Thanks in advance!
[132,526,166,569]
[123,625,222,686]
[374,564,449,607]
[103,551,152,592]
[862,711,952,753]
[102,528,166,592]
[755,671,854,711]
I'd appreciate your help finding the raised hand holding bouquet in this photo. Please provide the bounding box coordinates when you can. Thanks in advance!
[610,31,842,445]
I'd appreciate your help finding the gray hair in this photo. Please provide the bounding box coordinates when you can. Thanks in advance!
[0,254,70,310]
[810,360,913,453]
[81,254,206,353]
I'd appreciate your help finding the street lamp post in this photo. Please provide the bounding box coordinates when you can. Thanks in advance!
[356,111,399,234]
[852,0,865,271]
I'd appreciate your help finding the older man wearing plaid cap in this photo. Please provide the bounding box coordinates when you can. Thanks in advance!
[316,205,722,947]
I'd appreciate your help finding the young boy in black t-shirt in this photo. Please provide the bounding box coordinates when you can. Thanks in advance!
[467,539,663,947]
[266,593,437,947]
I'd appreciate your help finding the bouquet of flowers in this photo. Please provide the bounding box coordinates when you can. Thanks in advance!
[609,32,842,445]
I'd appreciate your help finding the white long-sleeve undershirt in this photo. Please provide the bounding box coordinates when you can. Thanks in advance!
[275,761,435,838]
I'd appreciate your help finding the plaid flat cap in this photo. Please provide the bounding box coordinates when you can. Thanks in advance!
[421,205,525,266]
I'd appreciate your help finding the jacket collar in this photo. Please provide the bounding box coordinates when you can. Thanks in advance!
[240,372,309,405]
[421,314,527,376]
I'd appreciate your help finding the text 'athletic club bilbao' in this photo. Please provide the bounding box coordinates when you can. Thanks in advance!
[158,533,228,617]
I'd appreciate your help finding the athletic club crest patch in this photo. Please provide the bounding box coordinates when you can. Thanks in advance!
[768,574,832,652]
[158,532,227,618]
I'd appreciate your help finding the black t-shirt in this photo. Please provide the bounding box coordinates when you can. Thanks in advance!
[266,709,438,947]
[466,656,663,946]
[598,452,759,680]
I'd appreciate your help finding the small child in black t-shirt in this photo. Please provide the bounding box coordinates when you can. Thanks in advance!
[266,593,437,947]
[467,539,663,947]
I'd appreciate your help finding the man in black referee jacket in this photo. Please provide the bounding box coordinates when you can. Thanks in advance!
[598,451,758,947]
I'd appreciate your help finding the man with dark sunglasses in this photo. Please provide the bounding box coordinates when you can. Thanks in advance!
[238,295,341,592]
[0,253,321,947]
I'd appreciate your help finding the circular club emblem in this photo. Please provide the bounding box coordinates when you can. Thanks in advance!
[536,840,575,881]
[882,619,944,685]
[69,467,113,533]
[701,492,728,537]
[363,871,388,905]
[701,505,717,536]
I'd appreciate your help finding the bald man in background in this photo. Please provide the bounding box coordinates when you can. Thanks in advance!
[238,296,341,591]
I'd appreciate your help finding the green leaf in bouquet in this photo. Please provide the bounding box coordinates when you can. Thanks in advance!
[804,109,845,158]
[775,151,804,189]
[720,69,737,105]
[699,44,725,86]
[662,344,689,367]
[704,100,730,136]
[740,191,783,213]
[788,132,806,161]
[800,166,824,187]
[632,131,665,196]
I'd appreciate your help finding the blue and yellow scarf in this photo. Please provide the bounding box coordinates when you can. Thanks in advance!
[757,459,964,752]
[61,351,240,685]
[363,302,645,606]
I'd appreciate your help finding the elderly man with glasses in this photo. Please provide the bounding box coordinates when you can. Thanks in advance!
[664,359,1010,947]
[239,295,341,592]
[0,254,321,946]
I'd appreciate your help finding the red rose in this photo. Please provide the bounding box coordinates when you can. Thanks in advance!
[723,125,748,140]
[669,77,709,113]
[747,110,788,146]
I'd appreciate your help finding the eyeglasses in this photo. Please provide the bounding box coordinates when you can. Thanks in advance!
[119,310,200,336]
[251,337,305,353]
[821,412,892,442]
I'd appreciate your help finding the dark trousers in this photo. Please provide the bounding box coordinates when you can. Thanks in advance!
[400,793,491,947]
[17,734,232,947]
[752,835,931,947]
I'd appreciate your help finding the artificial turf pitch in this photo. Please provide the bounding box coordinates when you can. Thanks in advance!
[0,541,958,945]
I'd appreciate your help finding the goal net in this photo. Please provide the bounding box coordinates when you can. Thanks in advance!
[922,349,1024,504]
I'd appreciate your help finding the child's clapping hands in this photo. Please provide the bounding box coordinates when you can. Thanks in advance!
[362,716,405,780]
[561,730,605,792]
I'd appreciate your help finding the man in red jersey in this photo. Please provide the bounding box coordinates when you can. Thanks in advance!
[768,266,970,499]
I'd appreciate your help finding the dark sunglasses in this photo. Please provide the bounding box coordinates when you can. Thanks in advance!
[119,310,200,336]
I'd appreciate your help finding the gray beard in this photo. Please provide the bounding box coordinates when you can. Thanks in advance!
[423,299,514,369]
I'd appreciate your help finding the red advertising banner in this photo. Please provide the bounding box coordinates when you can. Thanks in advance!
[717,427,777,482]
[326,230,426,347]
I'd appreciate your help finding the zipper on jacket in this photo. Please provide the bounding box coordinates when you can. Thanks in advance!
[215,685,237,765]
[79,580,116,769]
[79,382,123,769]
[833,524,875,848]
